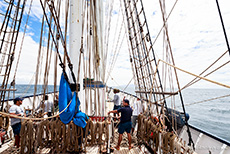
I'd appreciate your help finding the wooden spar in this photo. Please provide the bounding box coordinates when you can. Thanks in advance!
[135,91,178,95]
[0,89,17,91]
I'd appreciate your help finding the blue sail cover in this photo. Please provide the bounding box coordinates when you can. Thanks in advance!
[59,73,88,128]
[59,73,76,124]
[73,111,89,128]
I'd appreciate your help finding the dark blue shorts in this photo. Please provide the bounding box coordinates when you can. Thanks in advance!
[113,105,121,110]
[118,121,132,134]
[12,122,21,135]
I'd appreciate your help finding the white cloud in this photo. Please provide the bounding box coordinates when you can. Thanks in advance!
[10,32,62,85]
[104,0,230,89]
[1,0,230,90]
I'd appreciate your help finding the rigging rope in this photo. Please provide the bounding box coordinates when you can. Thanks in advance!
[12,0,33,83]
[0,0,27,111]
[152,0,179,46]
[0,92,75,121]
[183,94,230,107]
[181,50,229,90]
[32,9,46,114]
[158,0,194,148]
[105,32,126,84]
[103,0,115,69]
[123,76,133,92]
[119,0,139,96]
[63,0,69,65]
[151,58,230,107]
[155,50,230,105]
[105,6,122,83]
[215,0,230,56]
[159,59,230,89]
[39,0,76,89]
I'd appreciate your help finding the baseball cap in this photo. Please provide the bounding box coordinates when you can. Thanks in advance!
[14,97,23,103]
[123,99,129,104]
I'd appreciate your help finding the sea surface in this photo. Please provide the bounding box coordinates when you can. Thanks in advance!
[6,84,58,99]
[5,85,230,142]
[174,88,230,142]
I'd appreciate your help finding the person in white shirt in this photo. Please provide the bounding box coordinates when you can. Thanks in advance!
[9,97,25,148]
[112,89,121,109]
[35,95,53,117]
[131,98,143,134]
[111,89,121,118]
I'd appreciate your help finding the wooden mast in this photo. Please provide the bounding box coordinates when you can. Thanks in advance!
[69,0,85,112]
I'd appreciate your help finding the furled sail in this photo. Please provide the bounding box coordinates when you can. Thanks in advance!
[59,73,76,124]
[59,73,88,128]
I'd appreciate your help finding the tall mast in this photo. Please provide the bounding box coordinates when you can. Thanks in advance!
[69,0,85,112]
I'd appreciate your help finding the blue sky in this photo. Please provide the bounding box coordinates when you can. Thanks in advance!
[1,0,230,90]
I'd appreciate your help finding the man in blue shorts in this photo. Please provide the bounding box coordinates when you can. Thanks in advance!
[108,99,133,150]
[9,97,24,148]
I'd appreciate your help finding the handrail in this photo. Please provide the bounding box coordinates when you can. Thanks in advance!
[2,91,59,102]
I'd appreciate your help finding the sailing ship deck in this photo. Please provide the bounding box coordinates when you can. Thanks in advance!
[0,100,151,154]
[0,130,151,154]
[0,141,150,154]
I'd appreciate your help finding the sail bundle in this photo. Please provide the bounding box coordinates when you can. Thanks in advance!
[17,118,112,153]
[59,73,88,128]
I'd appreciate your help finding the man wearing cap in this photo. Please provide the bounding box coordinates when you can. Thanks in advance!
[108,99,133,150]
[9,97,25,148]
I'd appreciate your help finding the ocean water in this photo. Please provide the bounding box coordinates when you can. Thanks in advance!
[175,88,230,142]
[5,85,230,142]
[5,84,58,99]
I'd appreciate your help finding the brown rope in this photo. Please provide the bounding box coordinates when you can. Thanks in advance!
[0,115,9,130]
[159,59,230,89]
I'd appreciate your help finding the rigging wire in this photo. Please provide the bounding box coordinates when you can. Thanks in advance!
[161,0,177,131]
[110,33,126,73]
[164,50,229,97]
[106,6,121,79]
[121,0,142,98]
[181,50,229,90]
[42,9,55,98]
[0,2,15,74]
[159,59,230,89]
[108,74,122,89]
[215,0,230,56]
[0,0,27,110]
[40,0,77,88]
[1,0,33,100]
[105,31,125,84]
[43,0,62,104]
[104,0,132,85]
[183,94,230,107]
[119,0,139,95]
[21,73,36,97]
[63,0,69,66]
[32,5,46,114]
[122,76,133,92]
[154,57,230,106]
[13,0,33,81]
[8,0,32,101]
[158,0,194,148]
[152,0,179,46]
[127,0,149,101]
[104,0,115,66]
